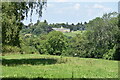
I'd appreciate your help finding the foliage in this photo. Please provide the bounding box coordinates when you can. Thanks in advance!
[3,6,119,61]
[85,12,119,59]
[2,45,21,53]
[1,1,46,53]
[46,31,68,55]
[34,34,48,54]
[20,34,39,54]
[18,12,119,60]
[34,31,68,55]
[114,14,120,60]
[20,31,68,55]
[60,12,119,60]
[103,45,116,60]
[21,20,49,36]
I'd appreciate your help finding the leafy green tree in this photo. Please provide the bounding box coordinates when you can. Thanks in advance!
[46,31,68,55]
[34,34,48,54]
[32,21,49,35]
[86,12,119,59]
[1,1,46,52]
[69,33,89,57]
[20,20,49,36]
[29,31,68,55]
[114,14,120,60]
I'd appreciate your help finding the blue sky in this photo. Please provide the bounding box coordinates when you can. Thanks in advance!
[22,0,119,25]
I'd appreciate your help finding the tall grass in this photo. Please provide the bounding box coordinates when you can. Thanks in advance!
[2,54,119,78]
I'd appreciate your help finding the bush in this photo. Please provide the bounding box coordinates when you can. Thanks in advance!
[43,31,68,55]
[20,44,39,54]
[103,46,116,60]
[2,45,21,53]
[61,48,74,57]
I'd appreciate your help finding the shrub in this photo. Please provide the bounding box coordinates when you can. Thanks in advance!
[2,45,21,53]
[43,31,68,55]
[61,48,74,57]
[103,46,116,60]
[20,44,39,54]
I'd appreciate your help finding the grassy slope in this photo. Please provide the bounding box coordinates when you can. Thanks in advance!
[1,54,119,78]
[64,31,86,37]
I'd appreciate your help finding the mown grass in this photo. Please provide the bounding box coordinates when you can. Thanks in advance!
[1,54,119,78]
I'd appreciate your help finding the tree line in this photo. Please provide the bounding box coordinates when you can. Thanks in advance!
[1,2,119,60]
[18,12,119,60]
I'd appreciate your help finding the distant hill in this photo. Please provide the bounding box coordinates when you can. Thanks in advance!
[64,31,86,37]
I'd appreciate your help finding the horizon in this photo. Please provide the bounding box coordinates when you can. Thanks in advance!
[22,1,118,25]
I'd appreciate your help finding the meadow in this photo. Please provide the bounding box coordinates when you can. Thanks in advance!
[1,53,119,78]
[63,31,85,37]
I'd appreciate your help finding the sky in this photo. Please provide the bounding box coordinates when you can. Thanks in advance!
[22,0,119,25]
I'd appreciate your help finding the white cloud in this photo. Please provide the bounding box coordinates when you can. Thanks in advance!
[74,3,81,10]
[93,4,112,11]
[85,3,113,20]
[93,4,104,9]
[54,3,81,14]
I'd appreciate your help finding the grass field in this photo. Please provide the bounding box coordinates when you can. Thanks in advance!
[1,54,119,78]
[64,31,85,37]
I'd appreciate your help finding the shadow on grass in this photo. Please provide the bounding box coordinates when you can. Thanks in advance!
[2,58,58,66]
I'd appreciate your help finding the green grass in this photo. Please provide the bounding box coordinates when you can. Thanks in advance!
[64,31,86,37]
[1,54,119,78]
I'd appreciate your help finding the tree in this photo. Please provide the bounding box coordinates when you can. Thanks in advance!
[86,12,119,59]
[44,20,48,24]
[31,21,49,35]
[46,31,68,55]
[1,1,47,50]
[30,31,68,55]
[114,13,120,60]
[69,33,89,57]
